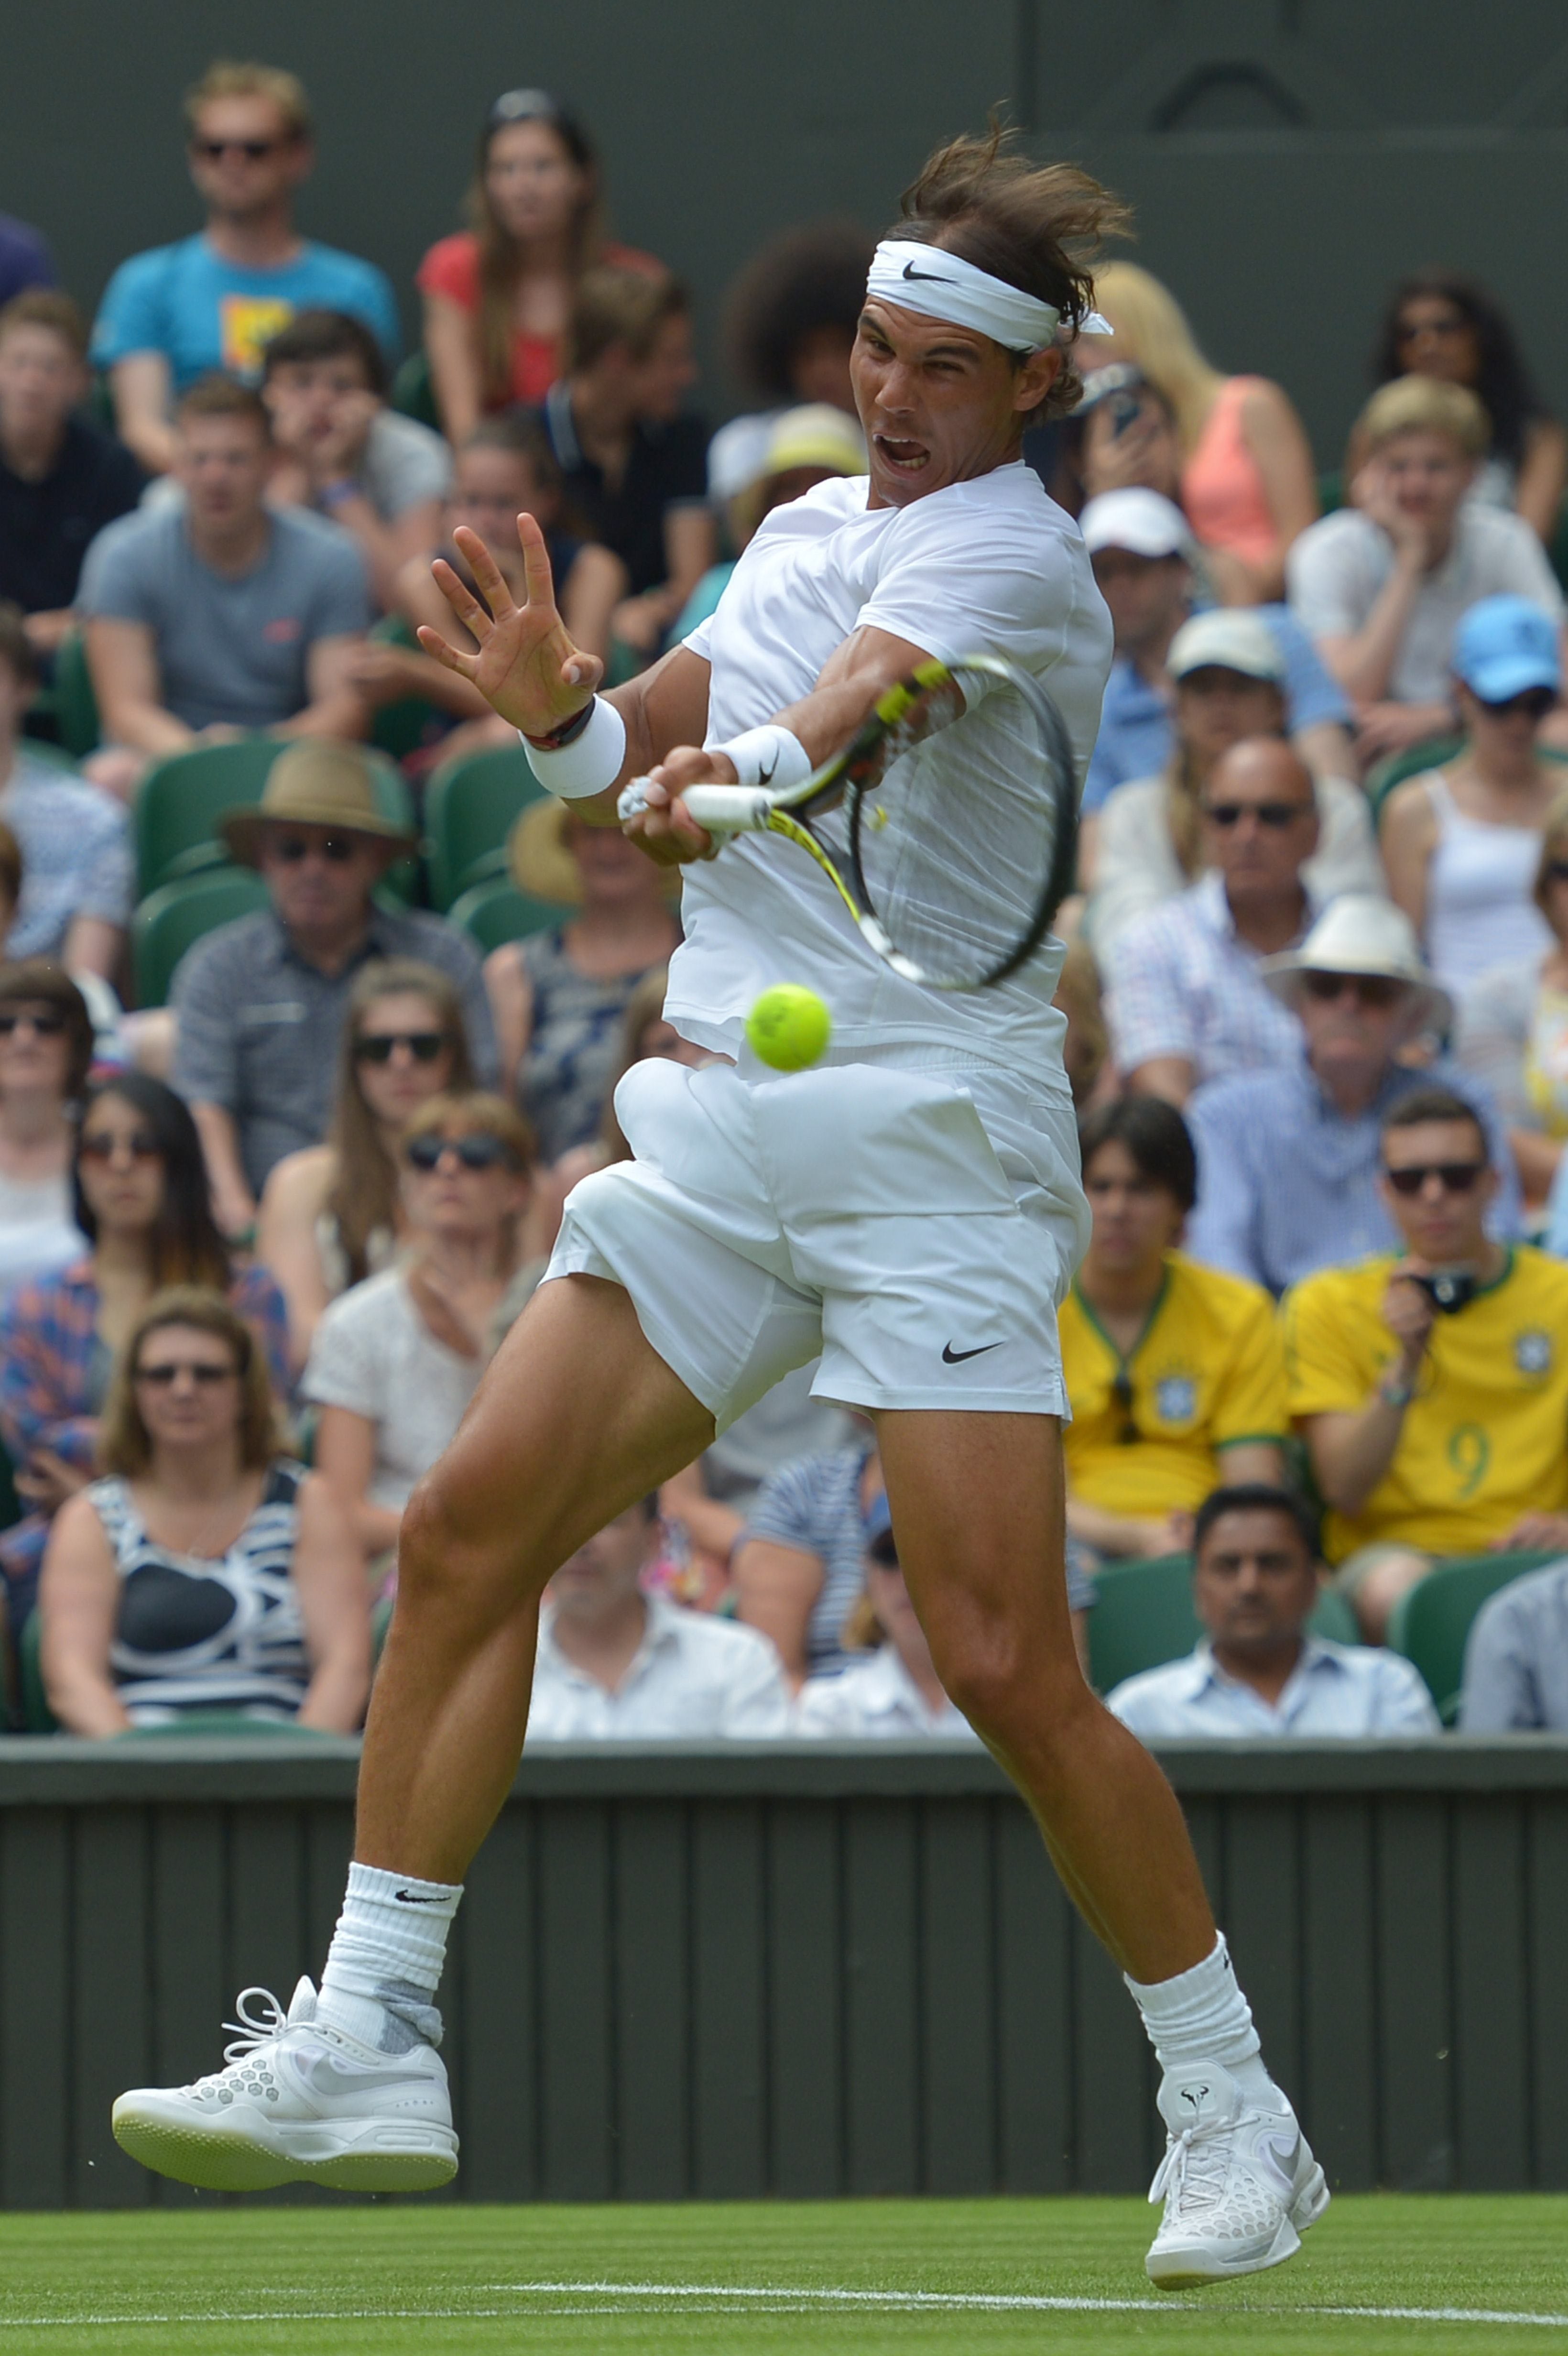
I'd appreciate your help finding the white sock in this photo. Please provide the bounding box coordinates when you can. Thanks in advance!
[316,1861,463,2054]
[1126,1932,1281,2107]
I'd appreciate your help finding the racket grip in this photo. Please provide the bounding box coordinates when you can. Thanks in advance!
[677,785,775,834]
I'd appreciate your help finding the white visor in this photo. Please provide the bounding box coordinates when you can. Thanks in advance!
[866,239,1112,353]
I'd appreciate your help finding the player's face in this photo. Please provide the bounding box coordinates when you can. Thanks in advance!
[1089,549,1189,655]
[1082,1140,1184,1274]
[549,1505,656,1616]
[176,414,272,531]
[0,323,85,439]
[852,298,1058,508]
[1193,1510,1318,1657]
[483,120,587,243]
[1379,429,1474,528]
[1379,1117,1496,1265]
[189,97,309,220]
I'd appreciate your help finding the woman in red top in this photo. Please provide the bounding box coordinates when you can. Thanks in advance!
[418,88,661,445]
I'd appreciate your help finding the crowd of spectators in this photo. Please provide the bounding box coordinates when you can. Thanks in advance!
[2,53,1568,1744]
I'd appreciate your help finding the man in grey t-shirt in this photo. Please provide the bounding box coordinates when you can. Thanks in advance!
[1286,375,1564,771]
[77,375,370,796]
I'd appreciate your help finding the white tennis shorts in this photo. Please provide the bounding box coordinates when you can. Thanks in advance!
[544,1054,1089,1431]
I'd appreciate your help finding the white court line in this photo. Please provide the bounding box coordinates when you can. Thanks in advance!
[3,2279,1568,2330]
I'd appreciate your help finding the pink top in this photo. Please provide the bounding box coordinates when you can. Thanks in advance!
[417,233,664,409]
[1181,376,1280,572]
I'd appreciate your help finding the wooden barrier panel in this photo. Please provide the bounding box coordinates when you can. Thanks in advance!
[1,1736,1566,2207]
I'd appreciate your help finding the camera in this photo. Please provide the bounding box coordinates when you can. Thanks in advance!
[1409,1267,1478,1315]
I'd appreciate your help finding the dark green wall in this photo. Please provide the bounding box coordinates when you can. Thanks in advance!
[5,4,1568,458]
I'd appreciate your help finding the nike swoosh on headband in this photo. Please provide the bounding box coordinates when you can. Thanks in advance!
[902,260,956,284]
[869,239,1113,349]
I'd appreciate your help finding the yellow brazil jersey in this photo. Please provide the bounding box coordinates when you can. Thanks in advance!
[1060,1251,1288,1516]
[1282,1244,1568,1562]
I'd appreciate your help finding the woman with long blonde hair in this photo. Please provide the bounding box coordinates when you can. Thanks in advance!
[256,960,475,1371]
[417,87,662,447]
[1090,261,1318,604]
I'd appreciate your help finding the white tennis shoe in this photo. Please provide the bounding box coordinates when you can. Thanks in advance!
[111,1977,458,2193]
[1144,2061,1329,2288]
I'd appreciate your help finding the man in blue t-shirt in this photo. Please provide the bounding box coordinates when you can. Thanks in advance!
[1077,490,1356,820]
[77,377,370,799]
[91,61,398,477]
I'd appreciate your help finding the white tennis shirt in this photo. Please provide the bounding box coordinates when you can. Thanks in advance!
[671,462,1112,1076]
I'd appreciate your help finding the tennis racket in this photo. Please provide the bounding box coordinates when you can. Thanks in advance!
[617,653,1078,993]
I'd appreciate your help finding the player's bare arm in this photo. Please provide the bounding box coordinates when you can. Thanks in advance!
[626,624,940,867]
[418,510,712,827]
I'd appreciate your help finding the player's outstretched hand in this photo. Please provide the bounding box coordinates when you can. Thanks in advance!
[416,513,602,738]
[621,745,737,867]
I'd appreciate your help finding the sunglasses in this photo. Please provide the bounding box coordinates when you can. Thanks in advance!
[193,137,285,160]
[1111,1371,1140,1445]
[134,1361,238,1386]
[79,1129,161,1162]
[271,834,358,865]
[1203,801,1311,829]
[405,1132,515,1172]
[1300,972,1406,1010]
[1383,1161,1486,1197]
[0,1008,66,1037]
[1478,688,1555,721]
[355,1031,447,1065]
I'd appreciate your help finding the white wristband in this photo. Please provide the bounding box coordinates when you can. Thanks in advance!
[520,698,627,800]
[713,724,812,792]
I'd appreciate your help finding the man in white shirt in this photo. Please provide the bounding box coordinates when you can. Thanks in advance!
[527,1495,790,1740]
[1109,1484,1438,1741]
[795,1492,980,1740]
[1287,374,1564,769]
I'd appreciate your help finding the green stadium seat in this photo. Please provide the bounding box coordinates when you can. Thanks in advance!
[1316,468,1344,517]
[391,349,442,432]
[51,629,100,758]
[1088,1551,1362,1696]
[448,874,566,954]
[135,739,282,894]
[133,868,270,1007]
[367,614,441,765]
[19,1609,55,1734]
[17,736,79,773]
[1386,1549,1558,1724]
[424,744,546,910]
[1366,735,1463,824]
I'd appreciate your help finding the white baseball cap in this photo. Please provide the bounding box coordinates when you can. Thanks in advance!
[1167,609,1287,685]
[1079,489,1195,562]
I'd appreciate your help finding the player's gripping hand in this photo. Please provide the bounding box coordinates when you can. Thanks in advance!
[417,513,602,738]
[621,745,738,867]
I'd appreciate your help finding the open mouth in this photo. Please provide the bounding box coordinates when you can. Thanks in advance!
[873,434,930,475]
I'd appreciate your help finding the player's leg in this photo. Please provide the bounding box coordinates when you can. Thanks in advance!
[111,1271,716,2195]
[355,1272,716,1883]
[877,1405,1328,2287]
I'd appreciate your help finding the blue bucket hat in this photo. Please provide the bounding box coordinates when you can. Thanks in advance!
[1452,595,1561,703]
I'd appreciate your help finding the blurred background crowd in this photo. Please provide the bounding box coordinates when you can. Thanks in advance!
[1,46,1567,1747]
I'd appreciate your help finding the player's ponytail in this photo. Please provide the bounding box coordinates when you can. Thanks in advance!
[896,121,1132,424]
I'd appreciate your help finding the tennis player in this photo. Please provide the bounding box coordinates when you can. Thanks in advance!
[114,131,1325,2286]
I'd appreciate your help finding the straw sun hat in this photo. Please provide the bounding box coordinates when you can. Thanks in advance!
[220,742,418,868]
[510,796,680,906]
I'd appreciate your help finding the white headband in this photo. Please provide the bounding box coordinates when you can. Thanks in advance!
[866,239,1112,353]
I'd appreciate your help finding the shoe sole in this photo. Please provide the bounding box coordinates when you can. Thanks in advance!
[1146,2163,1330,2290]
[111,2099,458,2194]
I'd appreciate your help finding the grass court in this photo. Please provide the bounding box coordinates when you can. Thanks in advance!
[0,2195,1563,2354]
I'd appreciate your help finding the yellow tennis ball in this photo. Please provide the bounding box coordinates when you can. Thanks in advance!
[746,984,831,1071]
